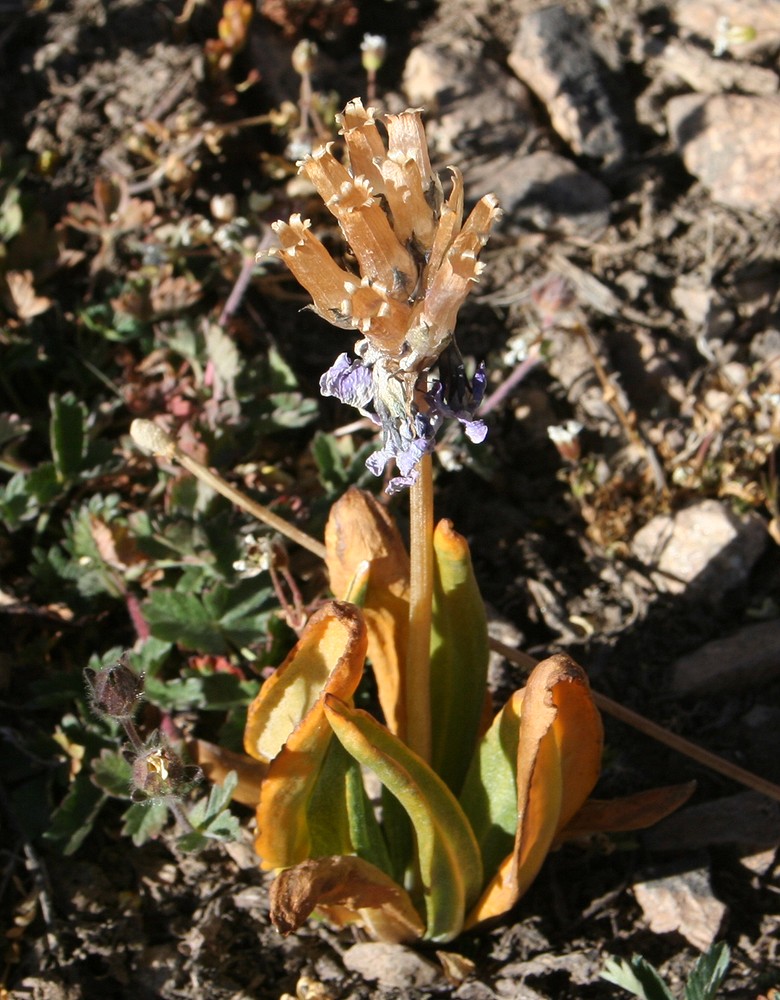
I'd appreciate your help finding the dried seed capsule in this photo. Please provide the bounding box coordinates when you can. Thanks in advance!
[85,657,144,722]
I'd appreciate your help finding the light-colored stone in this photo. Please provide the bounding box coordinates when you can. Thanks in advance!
[666,94,780,216]
[342,942,441,990]
[633,866,726,950]
[675,0,780,59]
[658,40,778,96]
[670,619,780,695]
[403,40,482,108]
[403,42,534,160]
[631,499,767,598]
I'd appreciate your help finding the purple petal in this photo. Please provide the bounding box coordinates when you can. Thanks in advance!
[320,353,376,417]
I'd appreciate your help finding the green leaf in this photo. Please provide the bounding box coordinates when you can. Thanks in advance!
[121,801,169,845]
[685,943,730,1000]
[204,323,240,397]
[49,392,87,481]
[198,769,238,823]
[311,431,347,489]
[91,749,133,798]
[267,344,300,389]
[0,183,24,241]
[266,392,319,429]
[144,676,210,711]
[429,521,489,795]
[344,754,394,875]
[304,737,354,859]
[145,581,273,654]
[601,956,676,1000]
[0,463,60,527]
[459,691,521,875]
[45,773,107,854]
[145,591,223,652]
[324,695,483,943]
[179,771,241,851]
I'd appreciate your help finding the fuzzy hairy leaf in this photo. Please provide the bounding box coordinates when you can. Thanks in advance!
[121,800,169,846]
[45,773,107,855]
[91,748,133,798]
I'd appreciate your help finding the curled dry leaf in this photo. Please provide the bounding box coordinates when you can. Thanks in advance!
[560,781,697,838]
[5,270,52,319]
[270,855,425,944]
[466,653,603,927]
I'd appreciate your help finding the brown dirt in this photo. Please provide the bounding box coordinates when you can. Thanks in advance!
[1,0,779,997]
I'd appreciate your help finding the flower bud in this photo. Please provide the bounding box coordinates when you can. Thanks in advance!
[292,39,317,76]
[85,658,144,721]
[360,34,387,74]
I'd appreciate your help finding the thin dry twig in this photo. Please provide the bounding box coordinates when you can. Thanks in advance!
[490,637,780,804]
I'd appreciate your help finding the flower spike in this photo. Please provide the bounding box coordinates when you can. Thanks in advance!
[265,99,501,492]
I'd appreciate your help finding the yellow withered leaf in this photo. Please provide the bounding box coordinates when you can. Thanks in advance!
[325,487,410,736]
[187,738,266,807]
[466,654,603,927]
[244,601,367,869]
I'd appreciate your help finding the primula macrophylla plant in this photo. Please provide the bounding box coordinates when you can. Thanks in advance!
[237,100,605,944]
[133,100,690,944]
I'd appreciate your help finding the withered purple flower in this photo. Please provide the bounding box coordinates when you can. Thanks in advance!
[130,735,197,803]
[267,99,501,492]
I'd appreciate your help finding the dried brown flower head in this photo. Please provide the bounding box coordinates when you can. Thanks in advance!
[267,99,501,491]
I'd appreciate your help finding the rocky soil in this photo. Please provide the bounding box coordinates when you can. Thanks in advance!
[2,0,779,997]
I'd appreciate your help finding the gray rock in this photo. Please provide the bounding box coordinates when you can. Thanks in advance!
[658,40,778,96]
[467,151,610,238]
[631,499,767,598]
[508,4,626,163]
[670,619,780,695]
[403,42,534,160]
[666,94,780,215]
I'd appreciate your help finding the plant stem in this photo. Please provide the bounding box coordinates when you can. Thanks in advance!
[130,420,326,560]
[404,452,434,763]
